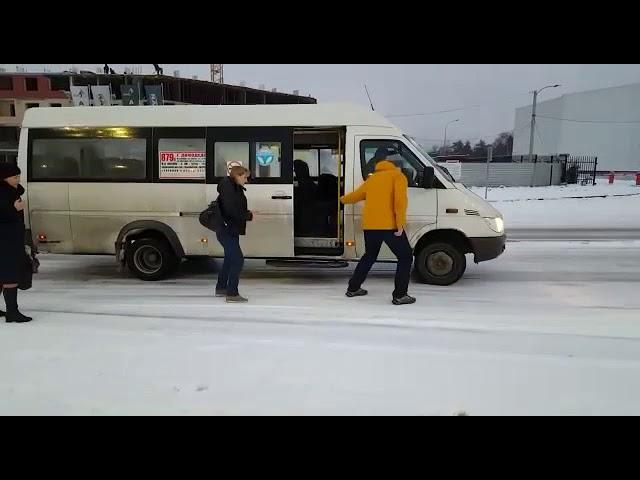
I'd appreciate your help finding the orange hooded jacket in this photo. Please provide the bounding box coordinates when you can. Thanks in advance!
[340,160,408,231]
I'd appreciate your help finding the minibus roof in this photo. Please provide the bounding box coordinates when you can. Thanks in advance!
[22,103,397,130]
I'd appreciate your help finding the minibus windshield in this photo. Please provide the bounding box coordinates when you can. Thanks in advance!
[404,135,456,183]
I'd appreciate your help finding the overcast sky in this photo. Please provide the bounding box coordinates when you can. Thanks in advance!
[6,64,640,148]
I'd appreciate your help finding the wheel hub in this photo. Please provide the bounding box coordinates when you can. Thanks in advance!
[427,251,454,276]
[134,245,163,275]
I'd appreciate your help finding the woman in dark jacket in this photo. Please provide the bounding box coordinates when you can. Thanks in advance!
[0,164,32,323]
[216,166,254,303]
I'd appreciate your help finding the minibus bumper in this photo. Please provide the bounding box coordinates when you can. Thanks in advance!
[470,235,506,263]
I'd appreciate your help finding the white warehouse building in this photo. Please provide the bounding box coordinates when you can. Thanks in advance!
[513,82,640,172]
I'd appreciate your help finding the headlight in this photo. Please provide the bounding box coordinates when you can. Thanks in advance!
[484,217,505,234]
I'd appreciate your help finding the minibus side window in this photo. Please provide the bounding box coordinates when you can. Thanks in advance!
[208,127,293,185]
[253,141,282,178]
[360,140,424,187]
[153,128,206,183]
[320,149,339,176]
[157,138,206,182]
[31,137,147,181]
[293,149,339,178]
[28,127,152,182]
[214,142,250,177]
[293,150,319,177]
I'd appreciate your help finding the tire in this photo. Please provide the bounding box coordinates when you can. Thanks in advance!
[415,242,467,286]
[125,237,180,281]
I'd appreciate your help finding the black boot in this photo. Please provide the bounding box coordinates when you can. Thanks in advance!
[3,287,32,323]
[0,286,5,318]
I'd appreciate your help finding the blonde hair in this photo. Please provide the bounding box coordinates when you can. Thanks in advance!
[229,165,250,179]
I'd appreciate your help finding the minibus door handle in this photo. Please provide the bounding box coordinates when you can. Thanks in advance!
[271,191,292,200]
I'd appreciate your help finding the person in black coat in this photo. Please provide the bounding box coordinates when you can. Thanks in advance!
[215,165,254,303]
[0,164,33,323]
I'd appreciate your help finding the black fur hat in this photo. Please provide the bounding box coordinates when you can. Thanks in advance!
[0,163,21,180]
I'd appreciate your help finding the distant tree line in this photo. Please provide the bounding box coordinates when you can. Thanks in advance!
[428,132,513,157]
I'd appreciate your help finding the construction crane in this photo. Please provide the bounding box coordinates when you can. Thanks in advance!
[210,64,224,83]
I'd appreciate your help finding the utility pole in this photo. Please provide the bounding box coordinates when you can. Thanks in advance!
[443,119,460,155]
[528,84,560,186]
[527,90,538,163]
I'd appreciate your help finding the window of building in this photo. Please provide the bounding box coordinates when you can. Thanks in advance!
[50,103,63,108]
[0,101,15,117]
[25,77,38,91]
[49,76,69,92]
[25,103,39,109]
[0,77,13,90]
[0,127,18,142]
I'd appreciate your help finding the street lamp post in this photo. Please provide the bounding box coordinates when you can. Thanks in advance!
[528,84,560,186]
[443,118,460,155]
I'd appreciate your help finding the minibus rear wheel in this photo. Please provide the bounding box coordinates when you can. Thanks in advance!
[126,237,179,281]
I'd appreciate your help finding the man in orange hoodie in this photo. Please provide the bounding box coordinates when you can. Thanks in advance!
[341,149,416,305]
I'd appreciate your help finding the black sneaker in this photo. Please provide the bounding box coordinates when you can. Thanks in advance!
[0,309,5,318]
[6,311,33,323]
[346,288,368,298]
[392,295,416,306]
[226,295,248,303]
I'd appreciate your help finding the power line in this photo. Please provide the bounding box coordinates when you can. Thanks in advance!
[410,120,531,147]
[388,106,477,118]
[514,121,533,134]
[385,93,532,118]
[538,115,640,124]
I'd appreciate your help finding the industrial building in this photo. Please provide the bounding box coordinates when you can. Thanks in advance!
[513,82,640,172]
[0,69,316,164]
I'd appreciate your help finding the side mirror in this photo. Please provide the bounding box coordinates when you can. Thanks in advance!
[421,166,435,189]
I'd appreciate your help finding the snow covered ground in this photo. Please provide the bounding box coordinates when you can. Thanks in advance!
[1,242,640,416]
[467,181,640,230]
[471,180,639,202]
[501,195,640,230]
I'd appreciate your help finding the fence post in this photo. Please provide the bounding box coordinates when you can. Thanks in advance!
[592,157,598,186]
[529,153,536,187]
[484,146,493,199]
[549,159,554,186]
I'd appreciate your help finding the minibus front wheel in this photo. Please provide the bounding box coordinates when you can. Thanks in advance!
[415,242,467,286]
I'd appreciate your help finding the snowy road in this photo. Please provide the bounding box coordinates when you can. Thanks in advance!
[509,228,640,241]
[1,242,640,415]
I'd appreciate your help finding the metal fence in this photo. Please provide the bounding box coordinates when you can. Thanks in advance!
[436,154,566,164]
[452,161,563,187]
[562,155,598,186]
[437,153,598,187]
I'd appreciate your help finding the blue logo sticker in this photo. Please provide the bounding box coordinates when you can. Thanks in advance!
[256,147,275,167]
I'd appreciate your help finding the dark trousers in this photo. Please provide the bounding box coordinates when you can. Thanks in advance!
[216,228,244,296]
[348,230,413,299]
